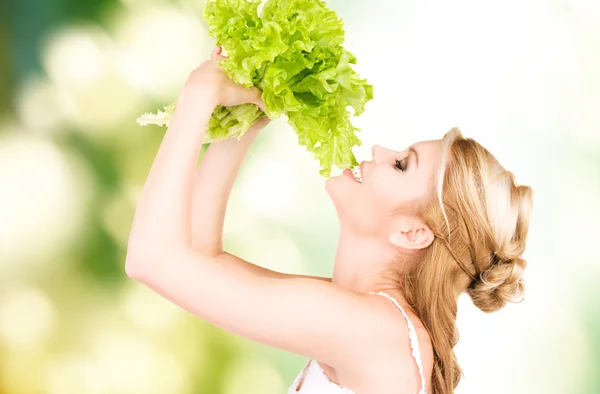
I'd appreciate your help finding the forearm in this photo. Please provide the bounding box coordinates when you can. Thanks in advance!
[126,88,219,266]
[191,125,261,255]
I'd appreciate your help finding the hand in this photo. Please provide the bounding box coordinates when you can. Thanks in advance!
[182,46,266,112]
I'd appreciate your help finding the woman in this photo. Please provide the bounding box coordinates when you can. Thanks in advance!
[126,46,533,394]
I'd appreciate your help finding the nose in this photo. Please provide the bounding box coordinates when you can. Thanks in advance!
[371,145,384,162]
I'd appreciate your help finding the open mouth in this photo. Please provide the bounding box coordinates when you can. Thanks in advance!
[343,166,363,183]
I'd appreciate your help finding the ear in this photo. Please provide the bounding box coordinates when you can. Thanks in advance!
[388,218,434,250]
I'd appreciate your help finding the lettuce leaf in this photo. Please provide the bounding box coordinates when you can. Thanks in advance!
[137,0,373,177]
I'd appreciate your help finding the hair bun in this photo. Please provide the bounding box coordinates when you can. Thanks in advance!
[467,253,527,313]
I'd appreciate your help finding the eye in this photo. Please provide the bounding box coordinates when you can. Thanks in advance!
[395,158,407,172]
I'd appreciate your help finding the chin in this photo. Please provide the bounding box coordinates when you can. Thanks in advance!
[325,174,345,196]
[326,171,360,190]
[325,175,355,216]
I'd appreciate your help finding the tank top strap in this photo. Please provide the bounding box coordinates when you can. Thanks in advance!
[367,291,427,394]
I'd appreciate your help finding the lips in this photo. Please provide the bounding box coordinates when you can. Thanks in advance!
[343,168,358,182]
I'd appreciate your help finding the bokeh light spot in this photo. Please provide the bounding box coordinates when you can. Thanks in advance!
[0,287,57,349]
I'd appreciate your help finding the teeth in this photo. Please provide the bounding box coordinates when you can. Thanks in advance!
[351,166,363,183]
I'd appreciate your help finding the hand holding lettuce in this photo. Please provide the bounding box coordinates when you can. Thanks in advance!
[137,0,373,177]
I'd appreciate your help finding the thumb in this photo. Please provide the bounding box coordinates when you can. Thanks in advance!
[211,46,222,59]
[248,86,266,112]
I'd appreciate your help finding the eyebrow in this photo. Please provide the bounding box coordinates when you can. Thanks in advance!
[409,146,419,168]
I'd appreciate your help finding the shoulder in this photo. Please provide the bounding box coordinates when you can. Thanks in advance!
[355,293,433,388]
[359,292,430,340]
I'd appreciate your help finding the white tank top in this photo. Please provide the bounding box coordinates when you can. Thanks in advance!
[287,291,427,394]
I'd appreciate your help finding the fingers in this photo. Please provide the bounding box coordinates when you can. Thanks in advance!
[211,46,228,61]
[248,86,266,112]
[210,46,266,112]
[211,46,223,57]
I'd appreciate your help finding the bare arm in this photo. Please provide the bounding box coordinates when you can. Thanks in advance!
[190,119,331,282]
[126,248,382,371]
[190,118,264,256]
[125,73,376,370]
[215,252,332,282]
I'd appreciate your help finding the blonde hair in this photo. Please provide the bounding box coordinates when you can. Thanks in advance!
[389,127,533,394]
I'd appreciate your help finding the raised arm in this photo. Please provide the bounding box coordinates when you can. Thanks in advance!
[189,47,330,282]
[191,125,331,282]
[124,48,378,371]
[190,119,266,256]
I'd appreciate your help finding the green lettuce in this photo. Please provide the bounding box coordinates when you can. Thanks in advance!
[137,0,374,177]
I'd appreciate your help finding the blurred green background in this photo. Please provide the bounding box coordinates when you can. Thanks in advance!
[1,0,599,393]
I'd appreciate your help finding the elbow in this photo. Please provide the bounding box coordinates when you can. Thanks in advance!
[124,232,163,278]
[124,243,159,281]
[125,242,183,281]
[125,262,144,281]
[125,253,147,281]
[125,237,189,280]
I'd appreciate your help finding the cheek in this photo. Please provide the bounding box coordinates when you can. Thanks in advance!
[363,173,399,209]
[364,171,424,212]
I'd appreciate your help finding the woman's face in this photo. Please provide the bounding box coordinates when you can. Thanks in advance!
[325,139,443,236]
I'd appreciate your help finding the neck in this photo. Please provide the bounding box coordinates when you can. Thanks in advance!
[331,231,402,294]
